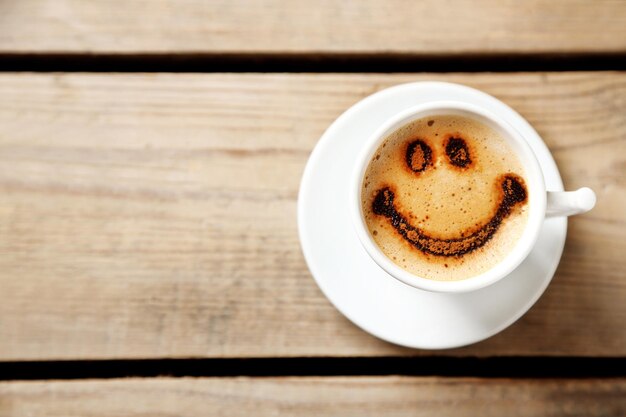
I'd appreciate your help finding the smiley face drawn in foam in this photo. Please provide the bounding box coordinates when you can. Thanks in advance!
[371,136,528,257]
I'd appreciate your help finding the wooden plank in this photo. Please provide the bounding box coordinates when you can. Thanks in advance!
[0,1,625,54]
[0,377,624,416]
[0,72,624,359]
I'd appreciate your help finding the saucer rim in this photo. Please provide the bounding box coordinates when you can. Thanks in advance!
[298,80,567,349]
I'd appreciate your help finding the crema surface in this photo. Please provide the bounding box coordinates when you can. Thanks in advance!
[361,115,529,281]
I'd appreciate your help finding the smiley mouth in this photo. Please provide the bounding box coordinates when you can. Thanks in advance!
[372,174,527,257]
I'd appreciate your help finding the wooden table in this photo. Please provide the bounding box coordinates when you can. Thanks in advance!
[0,1,625,415]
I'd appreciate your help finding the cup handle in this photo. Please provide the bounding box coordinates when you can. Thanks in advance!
[546,188,596,217]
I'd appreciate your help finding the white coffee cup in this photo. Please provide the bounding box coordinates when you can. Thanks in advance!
[351,101,596,293]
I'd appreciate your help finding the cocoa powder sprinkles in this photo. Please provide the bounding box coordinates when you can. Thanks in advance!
[372,174,527,257]
[445,137,472,168]
[405,139,433,173]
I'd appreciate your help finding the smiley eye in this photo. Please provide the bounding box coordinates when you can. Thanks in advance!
[406,139,433,173]
[445,137,472,168]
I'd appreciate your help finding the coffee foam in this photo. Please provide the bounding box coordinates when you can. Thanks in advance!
[361,115,529,281]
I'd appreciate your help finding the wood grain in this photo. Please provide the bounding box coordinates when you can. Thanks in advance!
[0,73,624,359]
[1,377,624,416]
[0,0,625,54]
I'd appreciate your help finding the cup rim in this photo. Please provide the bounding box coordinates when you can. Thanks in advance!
[350,100,546,293]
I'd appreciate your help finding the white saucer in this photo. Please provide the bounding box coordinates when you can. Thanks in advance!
[298,82,567,349]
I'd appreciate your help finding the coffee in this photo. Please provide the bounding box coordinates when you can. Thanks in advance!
[361,114,529,281]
